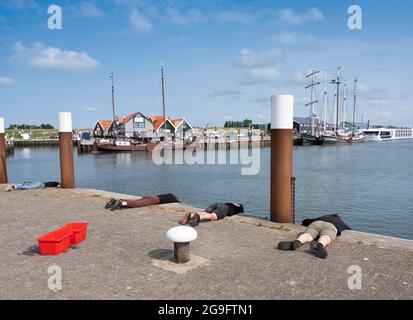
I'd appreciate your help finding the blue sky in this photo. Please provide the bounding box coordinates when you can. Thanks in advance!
[0,0,412,128]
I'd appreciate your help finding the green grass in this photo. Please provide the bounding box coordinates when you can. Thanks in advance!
[5,129,59,140]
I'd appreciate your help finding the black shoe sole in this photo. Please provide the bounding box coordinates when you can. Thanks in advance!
[105,198,116,209]
[277,241,295,251]
[188,213,200,227]
[310,245,328,259]
[110,200,123,211]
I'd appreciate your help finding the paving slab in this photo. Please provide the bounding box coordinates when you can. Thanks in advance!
[0,187,412,300]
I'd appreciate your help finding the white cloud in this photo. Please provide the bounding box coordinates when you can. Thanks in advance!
[240,67,280,85]
[65,1,104,19]
[277,7,324,26]
[0,76,15,85]
[114,0,144,9]
[129,9,152,33]
[235,48,283,68]
[235,48,283,85]
[214,10,255,24]
[166,8,207,26]
[0,0,39,10]
[12,42,99,72]
[272,31,316,45]
[85,106,99,111]
[78,1,104,18]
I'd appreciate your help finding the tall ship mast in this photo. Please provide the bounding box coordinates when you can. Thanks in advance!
[352,79,358,137]
[302,70,323,145]
[323,71,328,133]
[110,72,117,137]
[305,70,320,136]
[160,62,166,139]
[330,66,341,132]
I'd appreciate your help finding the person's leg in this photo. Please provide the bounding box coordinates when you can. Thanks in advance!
[310,222,337,259]
[296,232,314,245]
[198,212,218,221]
[318,235,333,247]
[109,195,160,211]
[277,221,320,251]
[124,195,160,208]
[180,210,218,225]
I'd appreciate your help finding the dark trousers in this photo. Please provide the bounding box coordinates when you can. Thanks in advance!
[125,195,160,208]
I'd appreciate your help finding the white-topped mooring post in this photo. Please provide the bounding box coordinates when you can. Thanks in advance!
[58,112,75,188]
[270,95,293,223]
[166,226,198,263]
[0,117,8,184]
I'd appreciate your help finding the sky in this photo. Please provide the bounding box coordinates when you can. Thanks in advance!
[0,0,412,128]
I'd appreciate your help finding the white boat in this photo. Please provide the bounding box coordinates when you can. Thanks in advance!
[363,128,413,141]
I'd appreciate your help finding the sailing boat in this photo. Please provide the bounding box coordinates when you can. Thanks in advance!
[96,72,148,152]
[302,70,324,146]
[147,63,197,152]
[322,66,351,145]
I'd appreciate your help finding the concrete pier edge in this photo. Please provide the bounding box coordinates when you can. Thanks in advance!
[0,185,412,299]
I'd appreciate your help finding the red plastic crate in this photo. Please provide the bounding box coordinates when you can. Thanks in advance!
[61,222,89,245]
[37,229,72,256]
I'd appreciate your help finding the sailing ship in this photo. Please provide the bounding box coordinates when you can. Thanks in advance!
[301,70,324,146]
[146,63,197,152]
[95,66,196,153]
[95,72,149,152]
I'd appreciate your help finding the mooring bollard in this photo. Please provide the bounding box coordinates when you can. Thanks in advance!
[166,226,198,263]
[0,117,8,184]
[58,112,75,188]
[270,95,293,223]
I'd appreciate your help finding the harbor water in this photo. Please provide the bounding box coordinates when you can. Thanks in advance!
[6,141,413,240]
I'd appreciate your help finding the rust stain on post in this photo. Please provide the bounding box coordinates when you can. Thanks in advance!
[270,95,294,223]
[59,132,75,188]
[270,129,293,223]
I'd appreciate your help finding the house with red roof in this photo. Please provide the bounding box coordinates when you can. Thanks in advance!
[171,118,193,137]
[150,116,176,136]
[108,112,154,140]
[93,120,113,138]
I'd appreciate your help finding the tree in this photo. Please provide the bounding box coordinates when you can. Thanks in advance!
[242,119,252,128]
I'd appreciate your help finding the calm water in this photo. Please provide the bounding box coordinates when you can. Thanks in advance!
[6,141,413,240]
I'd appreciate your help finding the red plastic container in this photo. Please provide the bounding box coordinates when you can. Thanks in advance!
[61,222,89,245]
[37,229,72,256]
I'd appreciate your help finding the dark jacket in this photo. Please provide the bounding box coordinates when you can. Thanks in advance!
[225,202,244,216]
[302,214,351,236]
[205,202,244,217]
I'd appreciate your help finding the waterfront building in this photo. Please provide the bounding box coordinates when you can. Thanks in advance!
[93,120,113,138]
[108,112,154,140]
[171,118,193,138]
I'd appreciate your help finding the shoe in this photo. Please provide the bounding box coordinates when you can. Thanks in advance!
[310,243,328,259]
[105,198,117,209]
[277,240,302,251]
[110,199,124,211]
[188,213,200,227]
[180,212,192,225]
[310,240,318,250]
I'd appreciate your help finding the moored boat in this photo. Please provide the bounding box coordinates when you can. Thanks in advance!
[302,134,324,146]
[97,140,148,152]
[363,128,413,141]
